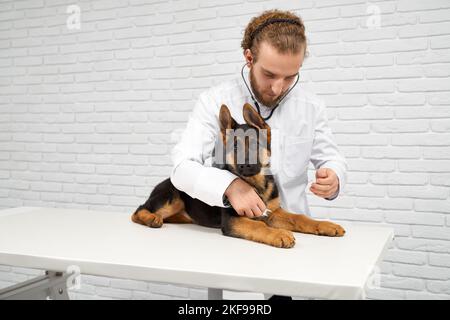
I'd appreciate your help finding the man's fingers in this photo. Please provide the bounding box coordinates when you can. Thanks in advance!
[245,208,254,218]
[256,199,266,214]
[311,183,332,192]
[316,168,338,180]
[316,168,328,179]
[252,206,263,217]
[316,176,333,185]
[310,187,328,196]
[310,183,337,197]
[310,188,334,198]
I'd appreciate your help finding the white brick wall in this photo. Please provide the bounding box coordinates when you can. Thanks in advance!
[1,0,449,300]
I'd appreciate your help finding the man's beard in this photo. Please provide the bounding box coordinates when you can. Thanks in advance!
[249,68,281,108]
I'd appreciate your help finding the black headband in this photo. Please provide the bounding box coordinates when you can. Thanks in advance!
[249,18,303,45]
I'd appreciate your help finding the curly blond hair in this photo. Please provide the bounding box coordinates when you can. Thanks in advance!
[241,9,307,61]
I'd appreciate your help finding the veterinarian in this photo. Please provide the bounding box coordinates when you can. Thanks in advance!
[170,10,347,223]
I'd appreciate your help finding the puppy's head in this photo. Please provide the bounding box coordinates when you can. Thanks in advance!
[218,104,271,177]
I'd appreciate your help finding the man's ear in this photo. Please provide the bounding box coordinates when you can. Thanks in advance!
[244,49,253,67]
[219,104,237,135]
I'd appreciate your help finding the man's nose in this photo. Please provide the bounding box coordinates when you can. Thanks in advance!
[271,80,284,96]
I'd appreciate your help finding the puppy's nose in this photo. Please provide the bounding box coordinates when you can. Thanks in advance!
[238,164,258,176]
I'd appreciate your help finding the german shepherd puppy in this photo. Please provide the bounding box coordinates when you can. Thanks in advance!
[131,103,345,248]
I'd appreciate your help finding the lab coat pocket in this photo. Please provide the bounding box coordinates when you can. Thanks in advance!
[282,136,313,178]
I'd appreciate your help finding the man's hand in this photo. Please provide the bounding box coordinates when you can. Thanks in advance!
[224,178,266,218]
[310,168,339,199]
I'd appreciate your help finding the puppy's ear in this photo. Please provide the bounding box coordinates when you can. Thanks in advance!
[242,103,271,151]
[243,103,267,130]
[219,104,237,134]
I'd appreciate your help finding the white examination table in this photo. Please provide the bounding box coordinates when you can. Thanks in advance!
[0,207,393,300]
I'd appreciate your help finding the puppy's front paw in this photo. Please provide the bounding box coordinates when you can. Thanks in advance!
[269,229,296,248]
[316,221,345,237]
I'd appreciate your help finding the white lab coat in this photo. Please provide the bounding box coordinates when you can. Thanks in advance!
[170,68,347,216]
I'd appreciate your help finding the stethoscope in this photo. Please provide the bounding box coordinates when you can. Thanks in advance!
[241,63,300,121]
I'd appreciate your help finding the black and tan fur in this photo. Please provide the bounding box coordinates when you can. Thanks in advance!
[131,103,345,248]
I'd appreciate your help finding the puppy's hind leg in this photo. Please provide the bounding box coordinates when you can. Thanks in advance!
[164,210,193,224]
[131,178,189,228]
[132,196,189,228]
[132,207,164,228]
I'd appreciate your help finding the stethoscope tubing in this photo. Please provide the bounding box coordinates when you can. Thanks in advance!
[240,63,300,121]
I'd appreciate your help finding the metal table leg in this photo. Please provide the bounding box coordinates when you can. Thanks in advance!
[207,288,223,300]
[0,270,71,300]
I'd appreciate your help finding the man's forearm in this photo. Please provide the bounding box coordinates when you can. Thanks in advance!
[170,159,238,208]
